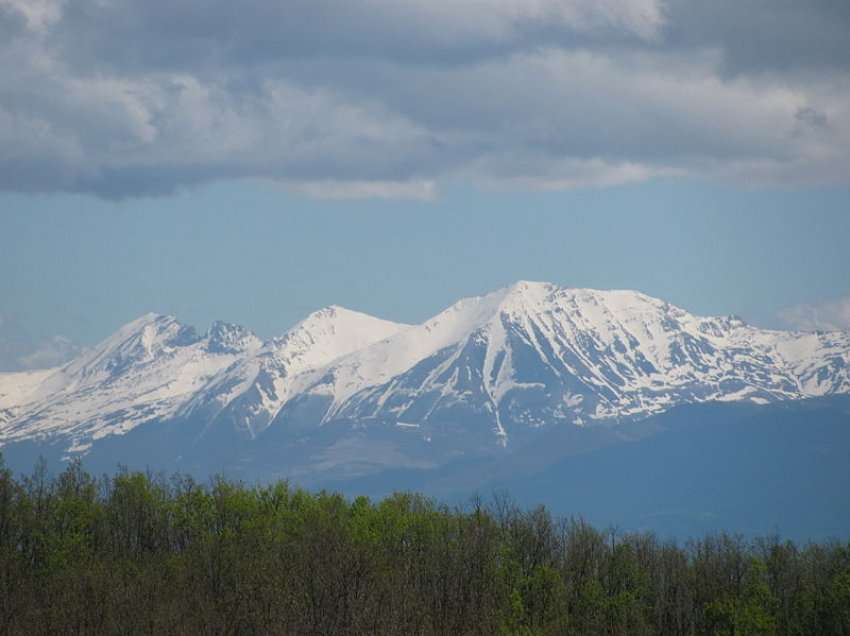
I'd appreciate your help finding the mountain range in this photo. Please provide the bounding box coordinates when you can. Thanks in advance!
[1,281,849,537]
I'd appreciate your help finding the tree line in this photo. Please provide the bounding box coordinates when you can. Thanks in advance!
[0,455,848,635]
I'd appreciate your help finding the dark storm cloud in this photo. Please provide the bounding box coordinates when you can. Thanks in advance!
[662,0,850,75]
[49,0,664,71]
[1,0,848,198]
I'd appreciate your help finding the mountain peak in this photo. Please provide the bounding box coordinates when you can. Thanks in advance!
[507,280,555,293]
[62,313,199,380]
[302,304,378,323]
[497,280,557,312]
[206,321,262,355]
[265,305,409,373]
[289,304,408,339]
[117,311,173,332]
[2,286,849,461]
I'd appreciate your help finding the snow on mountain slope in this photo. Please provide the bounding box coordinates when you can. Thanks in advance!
[0,368,56,428]
[770,330,850,396]
[0,368,55,410]
[179,306,410,438]
[294,282,850,445]
[297,287,515,413]
[0,314,262,451]
[1,283,848,458]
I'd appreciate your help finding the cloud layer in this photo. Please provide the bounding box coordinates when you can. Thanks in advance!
[0,312,80,371]
[780,298,850,332]
[1,0,849,198]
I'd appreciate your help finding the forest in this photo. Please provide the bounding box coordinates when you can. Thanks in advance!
[0,455,848,635]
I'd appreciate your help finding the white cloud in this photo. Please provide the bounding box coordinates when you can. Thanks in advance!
[0,313,81,371]
[285,179,437,201]
[16,336,81,370]
[779,298,850,332]
[0,0,849,198]
[489,159,678,190]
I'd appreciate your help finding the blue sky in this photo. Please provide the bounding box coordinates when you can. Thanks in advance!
[2,178,849,345]
[1,0,850,357]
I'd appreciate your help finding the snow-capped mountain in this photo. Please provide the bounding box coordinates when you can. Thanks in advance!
[301,282,850,439]
[181,306,408,439]
[1,282,848,471]
[0,313,263,451]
